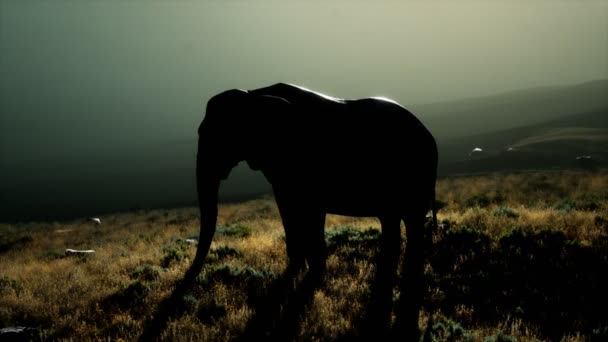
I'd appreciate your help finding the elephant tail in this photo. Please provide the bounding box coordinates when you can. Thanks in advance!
[428,185,438,247]
[431,188,438,234]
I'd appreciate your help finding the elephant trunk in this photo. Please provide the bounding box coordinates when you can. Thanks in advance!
[185,175,220,281]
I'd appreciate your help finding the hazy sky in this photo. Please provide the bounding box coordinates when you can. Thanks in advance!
[1,0,607,162]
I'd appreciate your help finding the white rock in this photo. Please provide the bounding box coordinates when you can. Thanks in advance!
[65,249,96,255]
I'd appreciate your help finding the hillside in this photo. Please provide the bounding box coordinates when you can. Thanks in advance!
[3,80,607,222]
[438,107,608,175]
[414,79,608,139]
[1,171,607,341]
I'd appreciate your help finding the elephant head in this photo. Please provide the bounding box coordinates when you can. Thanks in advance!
[187,89,289,277]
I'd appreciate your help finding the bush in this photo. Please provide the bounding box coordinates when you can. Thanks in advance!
[210,246,241,260]
[554,198,576,212]
[592,324,608,342]
[121,281,151,306]
[131,264,162,282]
[465,194,492,208]
[0,235,33,254]
[493,206,519,218]
[595,216,608,230]
[161,246,185,268]
[575,193,603,211]
[483,332,517,342]
[197,297,227,324]
[464,192,506,209]
[41,249,66,260]
[423,315,472,342]
[325,226,380,247]
[203,264,276,285]
[325,227,381,262]
[555,194,604,212]
[102,280,151,311]
[181,294,199,314]
[0,275,24,295]
[216,224,252,238]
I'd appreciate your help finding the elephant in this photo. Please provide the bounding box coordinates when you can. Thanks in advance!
[188,82,438,339]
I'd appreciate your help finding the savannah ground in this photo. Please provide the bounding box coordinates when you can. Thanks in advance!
[1,170,608,341]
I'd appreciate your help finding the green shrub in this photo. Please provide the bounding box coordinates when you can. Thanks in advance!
[131,264,162,282]
[0,275,24,295]
[197,297,227,324]
[465,194,492,208]
[161,246,185,268]
[181,294,199,314]
[554,198,576,212]
[423,315,472,342]
[173,238,195,250]
[102,280,151,311]
[41,249,66,260]
[216,224,252,238]
[483,332,517,342]
[325,226,380,246]
[555,194,604,212]
[0,235,33,254]
[575,193,602,211]
[493,206,519,218]
[122,281,151,305]
[595,216,608,227]
[211,246,241,260]
[203,264,276,284]
[465,192,506,209]
[592,324,608,342]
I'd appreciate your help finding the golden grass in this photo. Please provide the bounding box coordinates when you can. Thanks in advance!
[1,170,607,341]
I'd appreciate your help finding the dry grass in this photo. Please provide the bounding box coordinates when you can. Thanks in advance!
[1,170,607,341]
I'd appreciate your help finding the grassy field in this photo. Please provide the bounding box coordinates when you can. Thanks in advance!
[1,170,608,341]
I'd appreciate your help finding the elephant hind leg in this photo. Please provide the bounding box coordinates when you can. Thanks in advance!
[361,216,402,336]
[394,211,427,340]
[305,212,327,280]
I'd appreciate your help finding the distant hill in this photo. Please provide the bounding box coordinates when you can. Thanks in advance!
[413,79,608,140]
[0,139,270,222]
[438,106,608,175]
[3,80,607,221]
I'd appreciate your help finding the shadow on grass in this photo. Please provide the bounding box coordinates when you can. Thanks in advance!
[130,223,607,341]
[236,270,323,342]
[426,222,608,341]
[134,227,413,341]
[135,262,320,342]
[134,228,380,341]
[135,268,201,342]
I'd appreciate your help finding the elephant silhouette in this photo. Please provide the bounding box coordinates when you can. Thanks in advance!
[189,82,438,340]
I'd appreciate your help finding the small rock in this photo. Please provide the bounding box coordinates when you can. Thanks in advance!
[0,326,39,341]
[65,249,96,256]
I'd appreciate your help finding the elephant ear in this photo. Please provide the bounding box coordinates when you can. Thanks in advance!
[204,89,254,124]
[244,94,291,126]
[243,94,292,172]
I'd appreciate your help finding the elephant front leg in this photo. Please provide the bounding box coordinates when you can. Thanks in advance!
[274,188,308,277]
[282,210,327,278]
[285,231,307,276]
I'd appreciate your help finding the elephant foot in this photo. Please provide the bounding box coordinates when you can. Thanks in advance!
[356,293,392,340]
[183,259,205,284]
[392,316,421,342]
